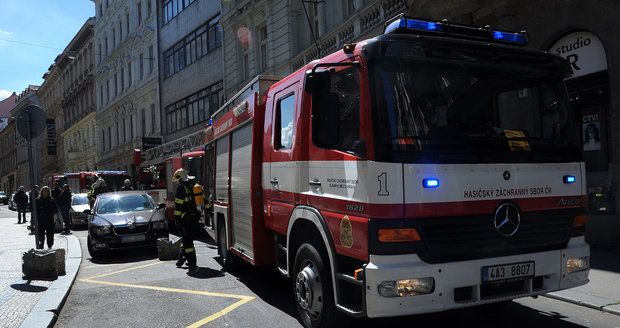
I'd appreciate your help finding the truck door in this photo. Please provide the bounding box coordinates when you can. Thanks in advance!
[266,82,301,233]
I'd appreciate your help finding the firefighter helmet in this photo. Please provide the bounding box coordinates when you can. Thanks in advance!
[172,168,195,182]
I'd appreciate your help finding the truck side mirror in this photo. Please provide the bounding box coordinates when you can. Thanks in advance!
[305,70,331,94]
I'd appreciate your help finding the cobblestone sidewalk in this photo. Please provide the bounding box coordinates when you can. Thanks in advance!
[0,208,68,328]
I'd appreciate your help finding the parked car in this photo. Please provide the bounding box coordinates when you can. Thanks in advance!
[85,191,168,259]
[70,193,90,227]
[0,191,8,205]
[9,192,29,211]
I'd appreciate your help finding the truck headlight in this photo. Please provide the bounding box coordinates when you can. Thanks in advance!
[378,277,434,297]
[566,256,589,273]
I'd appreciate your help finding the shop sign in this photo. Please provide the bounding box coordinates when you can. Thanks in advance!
[549,31,607,79]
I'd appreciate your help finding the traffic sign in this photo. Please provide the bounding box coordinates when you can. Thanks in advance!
[16,104,46,140]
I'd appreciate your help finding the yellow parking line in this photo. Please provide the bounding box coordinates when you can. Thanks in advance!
[80,262,255,327]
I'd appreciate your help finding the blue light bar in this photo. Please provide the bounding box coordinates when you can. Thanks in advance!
[563,175,576,184]
[492,31,529,46]
[384,18,444,35]
[423,178,440,189]
[383,15,529,46]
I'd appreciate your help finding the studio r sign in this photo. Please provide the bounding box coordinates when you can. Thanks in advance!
[549,31,607,79]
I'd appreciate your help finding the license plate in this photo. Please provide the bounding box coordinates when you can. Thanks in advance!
[120,235,146,243]
[482,261,534,283]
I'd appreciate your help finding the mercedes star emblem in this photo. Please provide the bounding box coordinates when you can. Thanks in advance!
[503,170,511,181]
[127,217,136,229]
[494,203,521,237]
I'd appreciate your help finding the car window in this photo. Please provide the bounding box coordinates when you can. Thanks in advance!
[72,195,88,205]
[96,194,154,214]
[0,192,5,196]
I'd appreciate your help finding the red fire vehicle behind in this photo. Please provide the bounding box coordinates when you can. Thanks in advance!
[65,171,131,193]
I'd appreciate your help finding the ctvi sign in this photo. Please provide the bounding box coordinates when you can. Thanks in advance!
[550,31,607,79]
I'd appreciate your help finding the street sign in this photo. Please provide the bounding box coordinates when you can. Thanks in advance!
[16,105,46,140]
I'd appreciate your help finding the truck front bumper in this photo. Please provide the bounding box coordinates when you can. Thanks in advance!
[364,236,589,318]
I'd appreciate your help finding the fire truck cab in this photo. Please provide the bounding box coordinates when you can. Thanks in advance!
[207,15,589,327]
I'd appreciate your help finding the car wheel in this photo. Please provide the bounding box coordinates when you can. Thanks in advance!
[293,241,344,328]
[87,235,102,260]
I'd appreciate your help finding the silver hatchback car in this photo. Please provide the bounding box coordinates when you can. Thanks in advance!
[85,191,168,259]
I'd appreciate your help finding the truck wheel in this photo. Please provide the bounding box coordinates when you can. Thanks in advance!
[293,241,342,328]
[217,221,239,271]
[87,236,102,260]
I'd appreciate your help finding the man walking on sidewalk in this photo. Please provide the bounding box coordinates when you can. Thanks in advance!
[15,186,28,224]
[58,184,72,234]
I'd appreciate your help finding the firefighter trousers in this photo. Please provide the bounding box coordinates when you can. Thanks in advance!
[179,219,197,268]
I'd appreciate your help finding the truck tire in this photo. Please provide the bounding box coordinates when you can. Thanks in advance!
[293,241,344,328]
[217,221,239,271]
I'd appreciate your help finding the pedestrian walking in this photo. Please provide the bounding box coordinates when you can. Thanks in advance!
[15,186,28,224]
[172,168,200,273]
[35,186,58,249]
[58,184,72,234]
[120,179,134,191]
[51,182,62,203]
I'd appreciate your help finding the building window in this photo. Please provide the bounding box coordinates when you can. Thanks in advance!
[150,103,156,134]
[105,36,108,55]
[137,2,142,26]
[141,108,146,136]
[107,126,111,149]
[106,80,110,103]
[130,115,134,140]
[162,16,221,78]
[258,24,268,72]
[139,53,144,79]
[127,61,132,87]
[343,0,355,17]
[148,45,154,73]
[126,13,130,34]
[162,0,195,24]
[114,73,118,97]
[119,19,123,42]
[307,2,319,37]
[240,36,249,82]
[147,0,152,17]
[99,85,103,106]
[112,28,116,48]
[98,4,103,18]
[165,81,222,133]
[120,68,125,92]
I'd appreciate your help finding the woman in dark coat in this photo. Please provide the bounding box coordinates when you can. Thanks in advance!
[36,186,58,249]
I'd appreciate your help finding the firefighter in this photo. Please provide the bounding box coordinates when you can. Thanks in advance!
[172,168,199,272]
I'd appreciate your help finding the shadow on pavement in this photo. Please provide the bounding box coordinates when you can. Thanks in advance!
[186,266,224,279]
[219,257,298,319]
[10,282,48,293]
[590,249,620,273]
[88,247,158,265]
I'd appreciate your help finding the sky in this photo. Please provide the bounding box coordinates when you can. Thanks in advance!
[0,0,95,100]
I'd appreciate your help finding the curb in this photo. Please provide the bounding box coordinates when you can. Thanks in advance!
[543,293,620,317]
[19,234,82,328]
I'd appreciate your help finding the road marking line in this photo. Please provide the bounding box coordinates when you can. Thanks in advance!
[84,261,162,280]
[80,262,255,327]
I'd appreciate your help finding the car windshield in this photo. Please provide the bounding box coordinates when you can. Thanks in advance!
[96,194,154,214]
[72,195,88,205]
[0,192,5,196]
[369,44,581,164]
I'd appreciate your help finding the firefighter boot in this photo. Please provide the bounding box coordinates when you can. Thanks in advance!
[176,249,186,267]
[186,251,198,273]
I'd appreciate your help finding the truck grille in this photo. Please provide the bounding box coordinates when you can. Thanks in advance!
[114,224,150,235]
[416,210,575,263]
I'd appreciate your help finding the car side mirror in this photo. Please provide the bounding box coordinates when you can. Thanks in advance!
[158,203,166,209]
[83,209,91,215]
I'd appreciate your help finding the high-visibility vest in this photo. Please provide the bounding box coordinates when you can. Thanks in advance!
[193,183,204,207]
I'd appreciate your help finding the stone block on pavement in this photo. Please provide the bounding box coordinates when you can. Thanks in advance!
[157,238,181,261]
[22,249,63,280]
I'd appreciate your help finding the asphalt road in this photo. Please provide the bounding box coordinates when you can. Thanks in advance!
[53,226,620,328]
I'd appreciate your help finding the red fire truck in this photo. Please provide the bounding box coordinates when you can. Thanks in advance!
[65,171,131,193]
[204,15,589,327]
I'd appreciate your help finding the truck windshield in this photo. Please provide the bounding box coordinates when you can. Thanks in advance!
[369,56,581,164]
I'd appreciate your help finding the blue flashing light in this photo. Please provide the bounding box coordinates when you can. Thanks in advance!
[423,178,440,189]
[207,118,213,126]
[492,31,528,45]
[384,18,444,35]
[563,175,576,184]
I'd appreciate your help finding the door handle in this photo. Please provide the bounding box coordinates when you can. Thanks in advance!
[309,179,321,187]
[270,178,279,185]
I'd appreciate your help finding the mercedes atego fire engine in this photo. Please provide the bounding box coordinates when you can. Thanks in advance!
[203,15,589,328]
